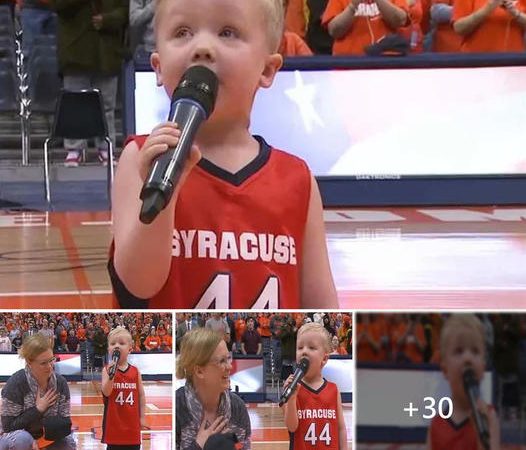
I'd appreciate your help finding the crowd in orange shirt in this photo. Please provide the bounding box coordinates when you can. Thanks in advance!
[0,312,173,353]
[283,0,526,56]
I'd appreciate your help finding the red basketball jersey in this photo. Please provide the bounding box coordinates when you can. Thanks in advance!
[114,135,311,309]
[102,364,141,445]
[291,380,340,450]
[429,414,480,450]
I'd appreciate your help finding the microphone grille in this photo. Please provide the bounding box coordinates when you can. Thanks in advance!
[462,368,478,391]
[172,65,219,118]
[299,357,310,372]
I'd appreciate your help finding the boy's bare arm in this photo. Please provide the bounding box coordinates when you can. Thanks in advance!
[112,124,200,298]
[300,175,338,308]
[337,392,348,450]
[138,371,147,428]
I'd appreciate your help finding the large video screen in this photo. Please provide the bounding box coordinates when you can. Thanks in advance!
[134,66,526,177]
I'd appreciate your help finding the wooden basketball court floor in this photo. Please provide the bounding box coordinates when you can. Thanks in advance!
[247,402,353,449]
[0,380,172,449]
[0,206,525,309]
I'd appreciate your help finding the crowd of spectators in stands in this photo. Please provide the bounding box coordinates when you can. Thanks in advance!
[0,312,173,354]
[355,313,526,367]
[176,312,352,381]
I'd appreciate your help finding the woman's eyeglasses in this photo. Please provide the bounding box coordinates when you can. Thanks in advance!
[208,355,233,368]
[34,357,57,367]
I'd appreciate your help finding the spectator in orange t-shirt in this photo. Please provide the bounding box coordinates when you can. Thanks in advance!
[400,0,424,52]
[322,0,408,55]
[356,314,387,362]
[391,315,425,363]
[286,0,308,37]
[144,327,161,351]
[282,0,314,55]
[453,0,526,52]
[424,0,461,52]
[279,30,314,56]
[161,332,172,351]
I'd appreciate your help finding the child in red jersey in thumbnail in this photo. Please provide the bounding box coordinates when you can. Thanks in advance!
[426,315,500,450]
[282,322,348,450]
[109,0,337,310]
[101,327,146,450]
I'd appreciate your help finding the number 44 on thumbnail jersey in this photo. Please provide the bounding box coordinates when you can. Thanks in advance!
[290,380,340,450]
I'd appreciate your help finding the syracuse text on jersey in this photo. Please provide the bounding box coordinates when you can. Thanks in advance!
[172,229,298,265]
[113,382,138,389]
[297,408,337,420]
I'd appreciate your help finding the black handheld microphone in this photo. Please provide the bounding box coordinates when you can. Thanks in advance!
[139,65,219,224]
[279,358,310,407]
[463,368,490,450]
[108,348,121,380]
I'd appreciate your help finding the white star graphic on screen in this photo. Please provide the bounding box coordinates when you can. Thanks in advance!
[285,70,324,133]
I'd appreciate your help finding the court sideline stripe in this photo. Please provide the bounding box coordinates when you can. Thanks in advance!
[56,215,92,292]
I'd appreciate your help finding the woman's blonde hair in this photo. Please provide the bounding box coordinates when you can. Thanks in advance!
[440,314,486,357]
[176,328,222,382]
[297,322,332,353]
[19,333,52,361]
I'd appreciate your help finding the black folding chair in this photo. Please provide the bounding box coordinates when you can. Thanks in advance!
[43,88,115,205]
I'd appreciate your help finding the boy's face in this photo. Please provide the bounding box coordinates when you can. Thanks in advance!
[441,330,485,399]
[151,0,282,122]
[296,331,329,379]
[108,334,133,364]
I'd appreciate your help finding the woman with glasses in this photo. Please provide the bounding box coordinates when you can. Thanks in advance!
[0,334,76,450]
[176,328,251,450]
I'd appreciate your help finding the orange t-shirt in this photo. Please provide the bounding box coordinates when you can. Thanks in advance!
[356,322,385,362]
[400,0,424,52]
[286,0,308,37]
[257,315,272,337]
[235,319,247,342]
[391,322,425,363]
[279,31,314,56]
[431,0,461,52]
[453,0,526,52]
[322,0,409,55]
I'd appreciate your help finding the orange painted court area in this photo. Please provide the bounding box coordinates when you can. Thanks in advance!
[1,207,525,309]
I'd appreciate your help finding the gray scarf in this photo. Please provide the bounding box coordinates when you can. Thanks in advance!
[24,365,59,417]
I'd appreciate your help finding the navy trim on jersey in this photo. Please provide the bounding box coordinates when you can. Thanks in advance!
[299,378,328,395]
[108,256,150,309]
[197,135,271,186]
[446,416,470,431]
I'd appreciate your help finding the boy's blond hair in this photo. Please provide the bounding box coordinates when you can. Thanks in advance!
[154,0,285,53]
[19,333,52,361]
[108,326,133,345]
[297,322,332,353]
[176,328,222,382]
[440,314,486,357]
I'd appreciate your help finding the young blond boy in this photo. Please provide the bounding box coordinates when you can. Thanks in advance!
[282,322,348,449]
[101,327,146,450]
[426,314,500,450]
[110,0,337,309]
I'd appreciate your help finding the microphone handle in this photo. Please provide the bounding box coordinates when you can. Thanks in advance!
[278,369,304,407]
[139,100,206,224]
[467,388,490,450]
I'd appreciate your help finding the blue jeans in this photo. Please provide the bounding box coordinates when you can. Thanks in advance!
[20,7,57,59]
